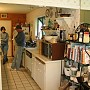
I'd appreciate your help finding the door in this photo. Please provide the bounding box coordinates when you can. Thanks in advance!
[0,20,12,56]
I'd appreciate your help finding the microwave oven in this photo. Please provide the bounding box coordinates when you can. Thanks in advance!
[41,41,65,60]
[42,42,52,59]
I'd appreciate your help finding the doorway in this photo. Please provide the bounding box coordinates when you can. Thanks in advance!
[0,20,12,57]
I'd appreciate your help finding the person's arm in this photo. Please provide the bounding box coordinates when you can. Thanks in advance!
[15,33,25,44]
[4,33,9,41]
[13,30,18,38]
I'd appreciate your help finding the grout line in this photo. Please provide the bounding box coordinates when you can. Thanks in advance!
[2,57,40,90]
[10,65,26,90]
[18,68,35,90]
[16,69,27,90]
[7,57,25,90]
[6,62,17,89]
[22,69,36,90]
[2,63,9,90]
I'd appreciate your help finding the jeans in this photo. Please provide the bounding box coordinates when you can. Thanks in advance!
[11,46,24,70]
[1,44,8,63]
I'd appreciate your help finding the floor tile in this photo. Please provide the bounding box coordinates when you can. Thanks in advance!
[15,82,22,85]
[8,80,15,83]
[22,81,30,84]
[8,82,16,86]
[32,86,41,90]
[23,83,32,87]
[30,82,38,86]
[25,86,34,90]
[8,85,17,89]
[2,57,41,90]
[17,88,25,90]
[2,86,9,89]
[9,89,17,90]
[16,84,24,88]
[14,79,21,82]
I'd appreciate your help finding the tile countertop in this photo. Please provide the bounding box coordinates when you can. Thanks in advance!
[25,47,61,64]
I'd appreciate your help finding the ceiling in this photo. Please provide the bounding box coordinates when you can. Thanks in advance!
[0,3,39,14]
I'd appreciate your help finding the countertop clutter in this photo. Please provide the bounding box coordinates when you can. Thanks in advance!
[25,47,61,63]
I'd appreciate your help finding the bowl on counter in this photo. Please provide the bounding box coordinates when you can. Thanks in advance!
[52,36,58,39]
[44,36,53,41]
[44,36,58,42]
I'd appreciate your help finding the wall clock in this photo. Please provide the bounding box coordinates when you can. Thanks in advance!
[45,9,50,17]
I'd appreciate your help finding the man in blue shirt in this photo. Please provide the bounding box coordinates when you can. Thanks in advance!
[11,25,25,70]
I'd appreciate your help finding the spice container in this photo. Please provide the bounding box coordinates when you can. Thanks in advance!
[83,32,89,43]
[79,32,83,42]
[68,34,75,41]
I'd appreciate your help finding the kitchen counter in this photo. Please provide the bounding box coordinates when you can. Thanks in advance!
[25,47,61,63]
[25,47,64,90]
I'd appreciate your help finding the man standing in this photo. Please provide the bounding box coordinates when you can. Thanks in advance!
[11,25,25,70]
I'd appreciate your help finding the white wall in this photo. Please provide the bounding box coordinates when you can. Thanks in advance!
[26,7,80,40]
[81,0,90,10]
[26,7,46,40]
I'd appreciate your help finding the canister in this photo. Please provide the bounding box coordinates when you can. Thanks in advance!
[83,32,89,43]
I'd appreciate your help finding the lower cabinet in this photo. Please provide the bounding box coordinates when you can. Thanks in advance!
[31,57,45,90]
[31,56,36,80]
[31,56,61,90]
[25,50,32,72]
[25,50,61,90]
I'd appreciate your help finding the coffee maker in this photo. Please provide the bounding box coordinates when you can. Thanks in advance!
[60,30,66,41]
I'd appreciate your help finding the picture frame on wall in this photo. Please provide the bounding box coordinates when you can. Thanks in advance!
[1,14,7,18]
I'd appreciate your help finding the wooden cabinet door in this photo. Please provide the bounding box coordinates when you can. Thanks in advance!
[31,57,36,80]
[38,61,45,90]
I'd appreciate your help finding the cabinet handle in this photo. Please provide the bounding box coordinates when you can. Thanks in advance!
[35,57,45,64]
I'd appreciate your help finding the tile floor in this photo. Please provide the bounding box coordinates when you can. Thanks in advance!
[1,57,41,90]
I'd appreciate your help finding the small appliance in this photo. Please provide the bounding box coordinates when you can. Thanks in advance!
[60,30,66,41]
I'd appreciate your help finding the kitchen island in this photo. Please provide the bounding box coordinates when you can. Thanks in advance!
[25,47,63,90]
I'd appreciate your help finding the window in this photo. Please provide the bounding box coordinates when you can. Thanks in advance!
[37,16,45,39]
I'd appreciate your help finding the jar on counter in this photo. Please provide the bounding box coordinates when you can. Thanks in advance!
[79,32,83,42]
[75,32,79,41]
[68,34,75,41]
